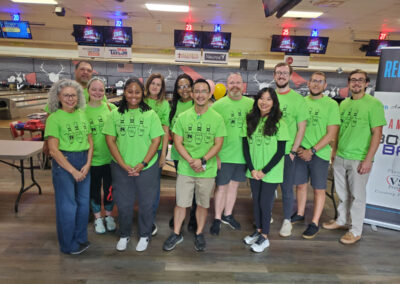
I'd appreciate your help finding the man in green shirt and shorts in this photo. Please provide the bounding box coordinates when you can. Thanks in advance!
[163,79,226,252]
[209,73,254,235]
[322,69,386,245]
[292,71,340,239]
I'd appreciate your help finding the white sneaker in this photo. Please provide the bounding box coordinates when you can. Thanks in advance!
[94,218,106,234]
[270,216,274,224]
[136,237,149,252]
[250,235,270,253]
[105,216,117,232]
[116,237,130,251]
[279,219,292,237]
[243,231,261,245]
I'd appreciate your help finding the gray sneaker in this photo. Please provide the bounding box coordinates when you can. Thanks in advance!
[105,216,116,232]
[163,233,183,251]
[279,219,292,237]
[244,231,261,245]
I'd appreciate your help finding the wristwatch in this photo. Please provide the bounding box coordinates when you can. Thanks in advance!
[290,150,297,156]
[141,161,148,167]
[201,157,207,166]
[311,147,317,155]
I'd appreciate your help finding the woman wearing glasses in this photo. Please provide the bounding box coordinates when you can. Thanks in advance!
[45,79,93,255]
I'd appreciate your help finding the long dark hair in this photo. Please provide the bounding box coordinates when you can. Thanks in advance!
[144,73,166,103]
[169,73,194,124]
[118,77,151,114]
[246,87,282,137]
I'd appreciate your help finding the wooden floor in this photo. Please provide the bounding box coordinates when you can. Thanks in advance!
[0,130,399,283]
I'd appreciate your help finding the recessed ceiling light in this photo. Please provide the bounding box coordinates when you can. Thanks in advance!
[11,0,58,4]
[282,11,323,18]
[145,3,189,12]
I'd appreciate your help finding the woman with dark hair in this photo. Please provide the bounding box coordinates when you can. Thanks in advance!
[85,77,117,234]
[45,79,93,255]
[144,73,170,235]
[103,77,164,252]
[168,74,197,232]
[242,87,289,253]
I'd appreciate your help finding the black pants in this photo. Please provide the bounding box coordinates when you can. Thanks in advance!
[90,164,113,213]
[249,179,277,235]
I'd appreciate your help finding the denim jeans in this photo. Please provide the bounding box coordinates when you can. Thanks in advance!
[52,151,90,254]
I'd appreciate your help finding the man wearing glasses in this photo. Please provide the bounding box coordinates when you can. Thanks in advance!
[323,69,386,245]
[209,72,254,235]
[163,79,226,251]
[273,62,307,237]
[291,72,340,239]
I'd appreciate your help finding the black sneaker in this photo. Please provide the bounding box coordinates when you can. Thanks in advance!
[163,233,183,251]
[291,213,305,224]
[194,233,206,251]
[152,223,158,236]
[209,219,221,235]
[302,223,319,239]
[221,214,241,230]
[70,241,91,255]
[187,216,197,233]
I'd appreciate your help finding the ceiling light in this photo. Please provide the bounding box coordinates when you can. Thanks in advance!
[145,3,189,12]
[282,11,323,18]
[11,0,58,4]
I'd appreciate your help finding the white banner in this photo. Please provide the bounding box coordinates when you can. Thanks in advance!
[284,54,310,67]
[202,51,228,64]
[366,91,400,210]
[175,49,201,63]
[78,46,104,58]
[104,47,132,59]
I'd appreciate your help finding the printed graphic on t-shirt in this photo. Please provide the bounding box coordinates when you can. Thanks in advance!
[249,126,271,146]
[64,122,86,144]
[228,110,245,129]
[184,122,214,145]
[308,107,320,126]
[341,108,359,128]
[116,116,147,137]
[89,116,106,136]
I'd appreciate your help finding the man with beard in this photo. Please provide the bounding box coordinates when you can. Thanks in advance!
[322,69,386,245]
[209,73,254,235]
[291,72,340,239]
[273,62,307,237]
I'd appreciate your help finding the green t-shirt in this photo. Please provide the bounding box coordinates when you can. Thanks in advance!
[102,108,164,169]
[44,89,106,113]
[171,100,194,161]
[301,95,340,161]
[211,95,254,164]
[337,94,386,161]
[85,102,117,166]
[44,109,91,152]
[145,98,171,150]
[276,89,308,154]
[245,118,289,183]
[173,107,226,178]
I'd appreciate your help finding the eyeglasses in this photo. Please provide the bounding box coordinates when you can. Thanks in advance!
[275,71,290,76]
[193,89,209,95]
[349,78,366,83]
[61,94,78,99]
[310,79,325,85]
[178,84,191,90]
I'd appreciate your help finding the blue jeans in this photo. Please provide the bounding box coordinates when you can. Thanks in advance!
[52,151,90,254]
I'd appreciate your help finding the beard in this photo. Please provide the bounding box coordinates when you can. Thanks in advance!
[310,89,323,96]
[276,81,289,89]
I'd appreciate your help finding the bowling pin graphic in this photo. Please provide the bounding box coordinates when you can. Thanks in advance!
[282,105,288,118]
[128,115,135,137]
[89,119,97,135]
[66,123,74,144]
[195,122,203,145]
[230,111,236,127]
[187,123,193,143]
[138,118,145,136]
[204,124,211,143]
[120,118,126,136]
[313,109,319,126]
[256,127,262,146]
[98,116,104,130]
[74,122,83,143]
[237,110,243,128]
[351,109,359,127]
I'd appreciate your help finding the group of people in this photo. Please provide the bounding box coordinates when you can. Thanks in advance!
[43,60,386,255]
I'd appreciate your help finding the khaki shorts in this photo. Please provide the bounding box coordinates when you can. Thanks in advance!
[176,174,215,208]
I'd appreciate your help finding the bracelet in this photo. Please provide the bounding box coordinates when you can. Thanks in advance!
[141,161,148,167]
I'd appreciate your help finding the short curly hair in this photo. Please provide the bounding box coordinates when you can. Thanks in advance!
[47,79,86,113]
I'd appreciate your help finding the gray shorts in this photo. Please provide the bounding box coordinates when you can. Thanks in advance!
[215,163,247,186]
[294,155,330,189]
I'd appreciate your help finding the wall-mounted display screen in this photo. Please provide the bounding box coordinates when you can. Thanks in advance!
[73,25,104,46]
[202,32,231,51]
[271,35,329,54]
[270,35,297,53]
[366,40,400,56]
[103,26,132,47]
[0,21,32,39]
[174,30,202,49]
